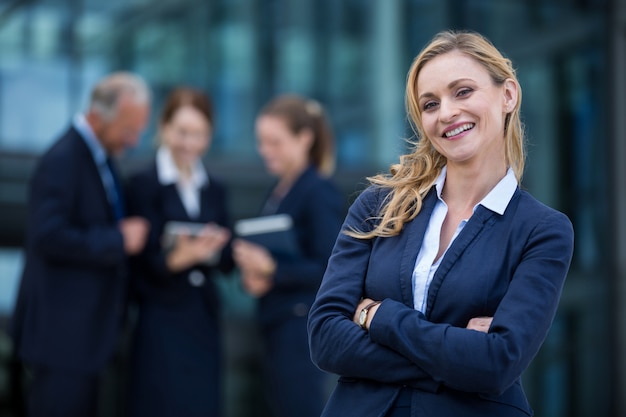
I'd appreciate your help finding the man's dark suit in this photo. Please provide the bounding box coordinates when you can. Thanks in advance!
[11,126,128,414]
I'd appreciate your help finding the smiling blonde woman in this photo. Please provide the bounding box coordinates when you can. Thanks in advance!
[308,30,574,417]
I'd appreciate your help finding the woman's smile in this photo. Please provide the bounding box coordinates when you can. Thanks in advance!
[443,122,475,139]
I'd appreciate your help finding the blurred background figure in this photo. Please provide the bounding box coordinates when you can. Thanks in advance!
[9,72,151,417]
[233,95,345,417]
[125,87,233,417]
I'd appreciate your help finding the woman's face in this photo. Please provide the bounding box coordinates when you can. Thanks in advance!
[255,114,311,178]
[161,105,212,169]
[416,50,516,166]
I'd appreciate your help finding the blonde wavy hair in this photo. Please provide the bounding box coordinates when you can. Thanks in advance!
[349,30,525,239]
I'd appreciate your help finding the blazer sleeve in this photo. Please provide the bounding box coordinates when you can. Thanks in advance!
[368,206,575,395]
[28,146,125,267]
[272,180,344,291]
[308,187,440,392]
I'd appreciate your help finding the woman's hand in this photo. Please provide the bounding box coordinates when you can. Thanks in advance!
[466,316,493,333]
[239,271,273,297]
[233,239,277,297]
[166,223,230,272]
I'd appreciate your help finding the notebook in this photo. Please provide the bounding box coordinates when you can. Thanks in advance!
[234,214,300,258]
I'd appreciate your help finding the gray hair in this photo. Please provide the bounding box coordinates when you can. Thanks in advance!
[89,71,151,120]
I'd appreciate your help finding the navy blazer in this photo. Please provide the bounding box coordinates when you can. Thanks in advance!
[125,162,234,312]
[308,185,574,416]
[256,166,345,328]
[11,126,127,373]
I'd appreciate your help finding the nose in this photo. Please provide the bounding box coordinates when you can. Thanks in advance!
[438,98,459,123]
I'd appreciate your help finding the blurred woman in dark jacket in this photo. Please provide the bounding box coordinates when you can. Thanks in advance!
[126,87,233,417]
[233,95,345,417]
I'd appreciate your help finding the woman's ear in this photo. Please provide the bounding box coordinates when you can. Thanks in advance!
[503,79,518,113]
[298,127,315,151]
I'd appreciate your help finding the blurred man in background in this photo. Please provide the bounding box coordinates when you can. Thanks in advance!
[10,72,151,417]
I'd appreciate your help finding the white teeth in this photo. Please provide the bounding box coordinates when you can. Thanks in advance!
[444,123,474,138]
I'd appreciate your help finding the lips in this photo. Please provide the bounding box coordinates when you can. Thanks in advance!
[443,123,475,138]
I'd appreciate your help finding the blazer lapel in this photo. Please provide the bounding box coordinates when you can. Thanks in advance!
[425,205,497,318]
[162,183,192,221]
[72,130,115,221]
[398,188,439,307]
[273,167,314,215]
[162,181,215,223]
[198,184,217,223]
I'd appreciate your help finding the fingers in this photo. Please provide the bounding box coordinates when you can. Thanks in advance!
[232,239,262,255]
[119,216,150,255]
[199,223,230,241]
[240,273,272,297]
[231,239,249,265]
[234,240,275,295]
[466,316,493,333]
[178,224,230,254]
[232,239,271,269]
[197,231,229,252]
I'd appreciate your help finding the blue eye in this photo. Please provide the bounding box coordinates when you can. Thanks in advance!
[422,101,438,111]
[457,88,473,97]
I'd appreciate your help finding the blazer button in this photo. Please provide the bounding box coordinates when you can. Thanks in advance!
[188,270,205,287]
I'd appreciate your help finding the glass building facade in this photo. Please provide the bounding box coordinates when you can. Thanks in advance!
[0,1,623,416]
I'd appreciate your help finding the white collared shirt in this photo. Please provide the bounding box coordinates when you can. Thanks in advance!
[412,166,518,313]
[156,146,208,219]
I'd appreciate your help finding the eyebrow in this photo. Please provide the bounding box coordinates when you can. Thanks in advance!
[418,78,475,102]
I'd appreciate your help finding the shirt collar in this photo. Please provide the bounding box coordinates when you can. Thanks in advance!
[156,146,208,188]
[73,114,107,164]
[481,168,517,215]
[434,165,517,215]
[434,166,447,199]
